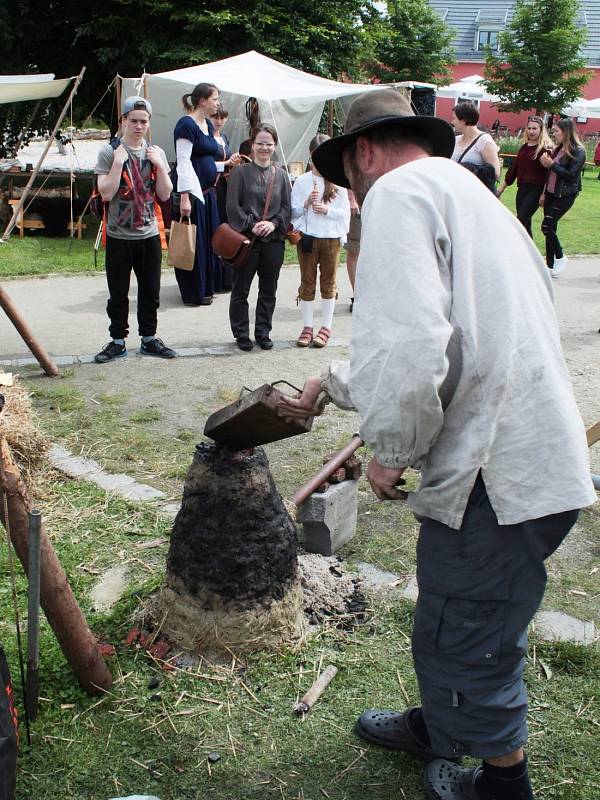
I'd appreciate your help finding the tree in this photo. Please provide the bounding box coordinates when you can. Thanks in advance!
[0,0,377,148]
[483,0,591,114]
[365,0,456,85]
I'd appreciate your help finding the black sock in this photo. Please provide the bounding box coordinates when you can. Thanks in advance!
[476,755,535,800]
[409,708,431,747]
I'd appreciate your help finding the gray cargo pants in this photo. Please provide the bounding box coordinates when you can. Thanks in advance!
[412,473,579,759]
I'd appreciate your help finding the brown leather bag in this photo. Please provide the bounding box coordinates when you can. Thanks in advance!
[212,166,277,268]
[211,225,253,268]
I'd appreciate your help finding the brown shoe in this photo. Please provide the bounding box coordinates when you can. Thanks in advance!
[312,326,331,348]
[296,326,313,347]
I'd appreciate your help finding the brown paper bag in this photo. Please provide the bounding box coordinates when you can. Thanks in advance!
[167,217,196,270]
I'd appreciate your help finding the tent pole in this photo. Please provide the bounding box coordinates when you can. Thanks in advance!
[327,100,334,137]
[1,66,87,243]
[267,102,292,187]
[115,73,122,125]
[10,100,42,159]
[0,285,59,376]
[143,74,152,145]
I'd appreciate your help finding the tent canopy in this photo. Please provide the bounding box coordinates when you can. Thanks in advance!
[437,75,499,103]
[122,51,405,165]
[563,97,600,118]
[0,74,72,105]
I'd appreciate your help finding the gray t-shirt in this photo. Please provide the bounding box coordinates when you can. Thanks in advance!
[94,141,167,240]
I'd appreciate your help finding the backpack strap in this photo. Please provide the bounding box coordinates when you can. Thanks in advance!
[457,134,484,164]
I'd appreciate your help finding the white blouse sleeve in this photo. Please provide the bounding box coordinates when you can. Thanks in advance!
[175,138,204,203]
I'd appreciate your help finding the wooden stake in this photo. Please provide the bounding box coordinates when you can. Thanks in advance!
[586,420,600,448]
[0,285,59,377]
[0,438,112,696]
[293,665,337,715]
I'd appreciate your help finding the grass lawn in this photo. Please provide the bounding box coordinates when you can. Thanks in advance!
[1,168,598,280]
[0,369,596,799]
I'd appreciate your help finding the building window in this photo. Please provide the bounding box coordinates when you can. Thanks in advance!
[477,29,500,51]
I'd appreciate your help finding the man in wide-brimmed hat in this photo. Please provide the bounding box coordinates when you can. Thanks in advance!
[280,89,595,800]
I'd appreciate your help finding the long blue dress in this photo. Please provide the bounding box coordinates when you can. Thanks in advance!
[172,116,222,303]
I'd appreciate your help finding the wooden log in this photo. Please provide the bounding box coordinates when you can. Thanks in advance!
[0,285,59,377]
[0,438,112,695]
[293,665,338,715]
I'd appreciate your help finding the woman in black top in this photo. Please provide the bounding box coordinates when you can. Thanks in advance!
[539,119,586,278]
[226,124,291,351]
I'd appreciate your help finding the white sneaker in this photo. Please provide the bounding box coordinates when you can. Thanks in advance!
[551,255,568,278]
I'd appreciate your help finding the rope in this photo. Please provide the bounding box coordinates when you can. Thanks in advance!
[80,76,117,129]
[1,486,31,746]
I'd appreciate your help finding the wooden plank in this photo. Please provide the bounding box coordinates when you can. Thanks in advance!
[586,421,600,448]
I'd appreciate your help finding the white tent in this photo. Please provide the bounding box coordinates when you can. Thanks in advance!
[437,74,499,103]
[121,51,396,165]
[563,97,600,119]
[0,74,72,105]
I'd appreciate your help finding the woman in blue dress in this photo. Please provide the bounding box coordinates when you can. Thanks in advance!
[172,83,222,305]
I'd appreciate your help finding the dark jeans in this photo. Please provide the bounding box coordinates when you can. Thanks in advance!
[105,235,162,340]
[515,183,543,238]
[412,473,579,759]
[229,239,285,340]
[541,192,576,268]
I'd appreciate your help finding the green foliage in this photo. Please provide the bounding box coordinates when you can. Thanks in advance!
[484,0,591,113]
[365,0,456,84]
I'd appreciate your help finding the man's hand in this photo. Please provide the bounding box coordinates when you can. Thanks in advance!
[278,375,323,420]
[113,144,129,167]
[366,457,406,501]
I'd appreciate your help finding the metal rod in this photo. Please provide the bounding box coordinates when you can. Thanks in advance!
[26,509,42,722]
[0,284,59,377]
[292,435,364,507]
[1,66,86,242]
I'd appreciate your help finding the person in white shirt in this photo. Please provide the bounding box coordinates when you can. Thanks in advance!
[279,90,595,800]
[290,134,350,348]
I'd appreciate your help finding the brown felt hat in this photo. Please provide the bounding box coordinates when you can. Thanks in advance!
[311,89,455,188]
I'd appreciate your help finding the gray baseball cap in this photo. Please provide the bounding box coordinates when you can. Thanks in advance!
[311,89,455,188]
[122,96,152,117]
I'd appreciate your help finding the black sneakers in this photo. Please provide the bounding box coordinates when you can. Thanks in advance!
[94,341,127,364]
[140,338,177,359]
[236,337,254,352]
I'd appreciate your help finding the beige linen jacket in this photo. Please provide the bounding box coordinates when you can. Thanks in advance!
[322,157,596,529]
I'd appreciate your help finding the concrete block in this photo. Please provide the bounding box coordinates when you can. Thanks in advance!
[297,479,358,556]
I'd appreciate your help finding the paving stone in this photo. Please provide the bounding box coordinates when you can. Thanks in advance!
[49,443,165,501]
[356,561,400,592]
[533,610,597,645]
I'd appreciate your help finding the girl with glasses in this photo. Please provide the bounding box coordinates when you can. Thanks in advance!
[226,124,291,351]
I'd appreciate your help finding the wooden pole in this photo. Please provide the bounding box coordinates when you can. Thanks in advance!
[26,509,41,720]
[143,74,152,145]
[0,438,113,696]
[293,665,337,714]
[11,100,42,158]
[327,100,334,138]
[0,284,59,377]
[1,67,86,242]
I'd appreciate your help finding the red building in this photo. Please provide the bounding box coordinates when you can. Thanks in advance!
[429,1,600,135]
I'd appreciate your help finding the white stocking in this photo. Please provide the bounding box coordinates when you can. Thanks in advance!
[301,300,314,328]
[321,298,336,329]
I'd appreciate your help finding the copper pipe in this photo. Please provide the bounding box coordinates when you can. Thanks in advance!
[292,435,363,507]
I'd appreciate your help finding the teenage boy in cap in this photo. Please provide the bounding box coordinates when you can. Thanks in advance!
[279,90,595,800]
[94,96,176,363]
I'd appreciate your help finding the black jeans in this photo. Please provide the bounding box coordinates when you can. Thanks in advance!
[229,239,285,340]
[541,192,576,268]
[105,235,162,340]
[515,183,543,238]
